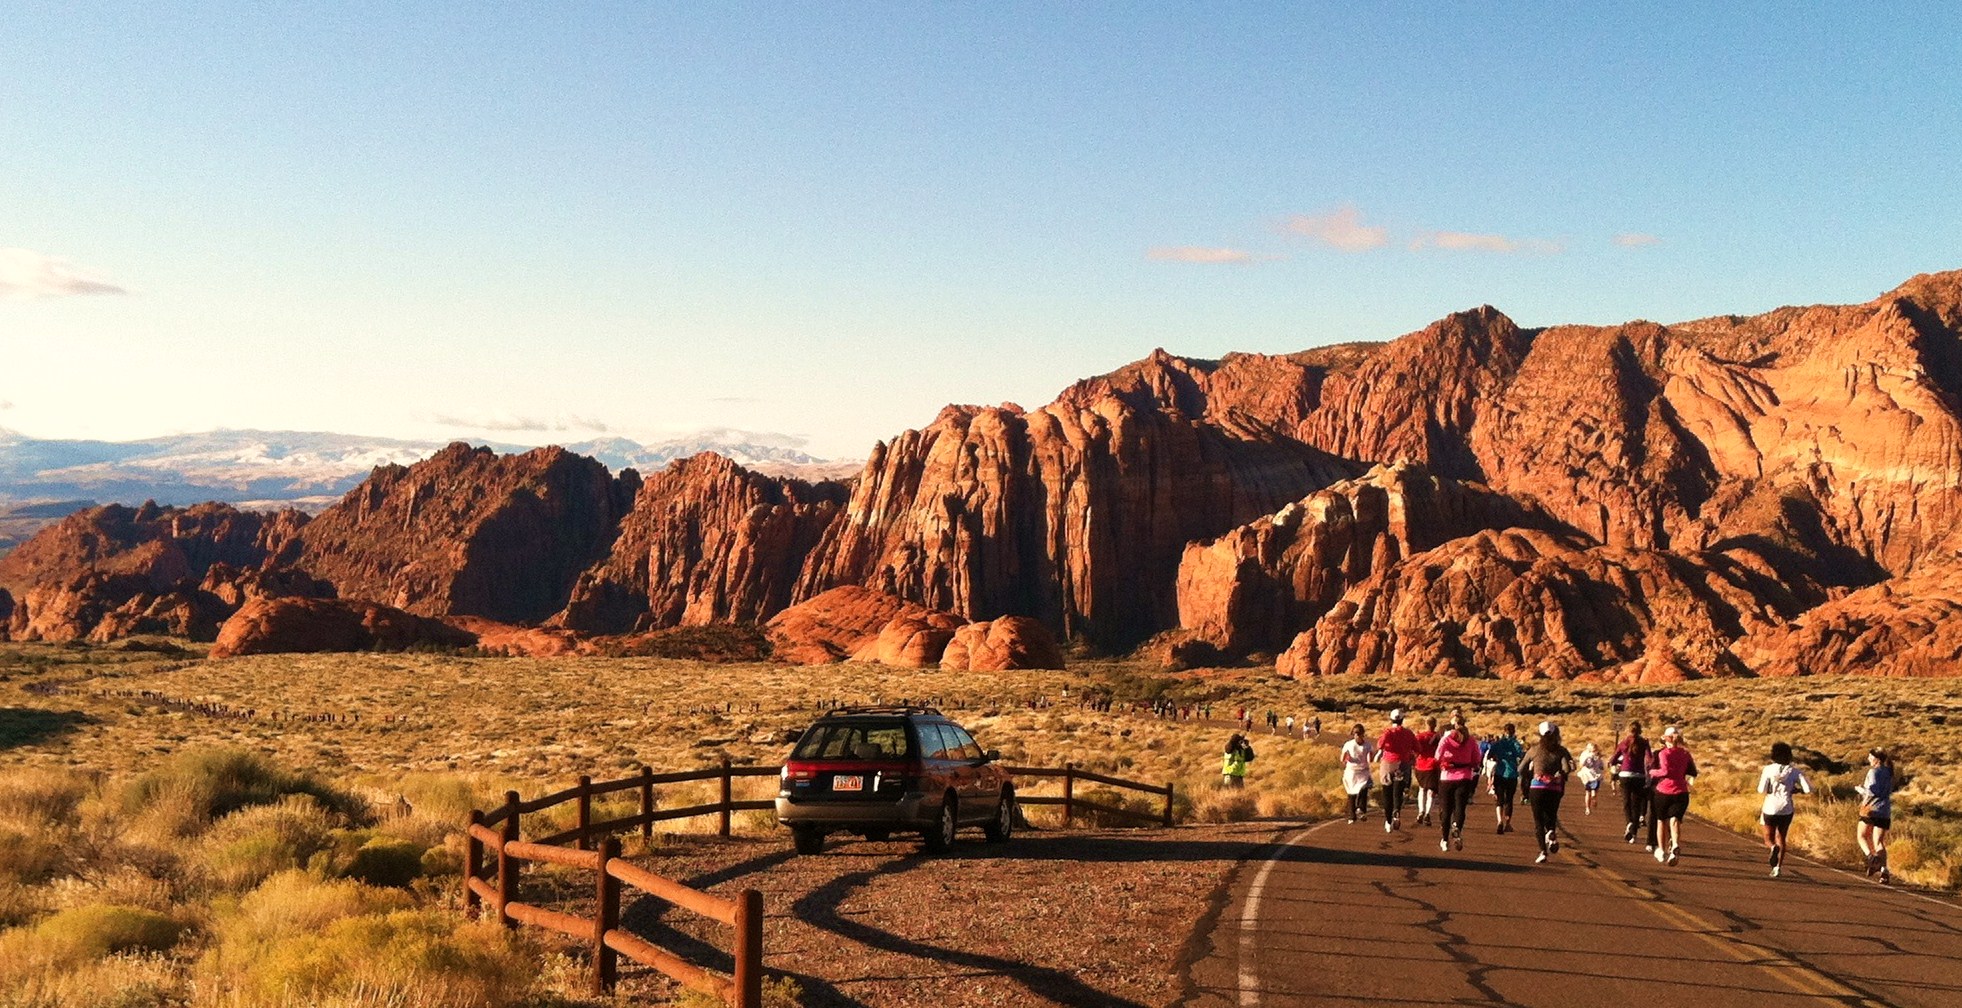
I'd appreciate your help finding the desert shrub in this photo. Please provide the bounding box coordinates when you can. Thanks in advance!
[206,871,413,968]
[117,748,359,837]
[341,838,426,888]
[393,773,484,825]
[0,950,185,1008]
[0,904,181,979]
[199,795,340,892]
[41,868,176,917]
[1068,786,1160,828]
[0,767,94,827]
[224,910,534,1008]
[0,825,73,889]
[1190,788,1260,824]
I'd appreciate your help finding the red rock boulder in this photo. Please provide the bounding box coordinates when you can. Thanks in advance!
[942,616,1066,671]
[852,612,965,667]
[765,586,957,665]
[209,597,477,659]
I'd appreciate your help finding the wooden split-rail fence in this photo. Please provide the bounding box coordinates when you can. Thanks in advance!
[464,758,1175,1004]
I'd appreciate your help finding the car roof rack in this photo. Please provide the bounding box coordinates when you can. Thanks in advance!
[817,705,943,718]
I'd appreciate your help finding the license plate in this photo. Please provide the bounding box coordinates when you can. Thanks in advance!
[831,775,863,792]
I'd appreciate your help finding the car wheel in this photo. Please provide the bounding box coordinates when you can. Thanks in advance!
[862,829,890,842]
[791,826,825,855]
[984,791,1014,843]
[922,796,958,853]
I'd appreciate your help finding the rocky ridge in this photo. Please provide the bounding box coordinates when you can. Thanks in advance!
[7,270,1962,678]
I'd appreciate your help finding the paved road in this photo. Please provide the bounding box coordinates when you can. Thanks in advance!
[1182,799,1962,1007]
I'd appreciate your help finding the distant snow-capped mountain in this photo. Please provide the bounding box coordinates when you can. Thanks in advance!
[0,428,853,513]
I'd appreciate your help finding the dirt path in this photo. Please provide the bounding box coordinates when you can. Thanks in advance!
[1180,802,1962,1006]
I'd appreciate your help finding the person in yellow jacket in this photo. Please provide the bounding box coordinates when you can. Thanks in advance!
[1222,734,1257,787]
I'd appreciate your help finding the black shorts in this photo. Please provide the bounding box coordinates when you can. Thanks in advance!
[1492,778,1518,804]
[1761,812,1793,831]
[1861,814,1892,830]
[1416,767,1440,789]
[1652,792,1690,822]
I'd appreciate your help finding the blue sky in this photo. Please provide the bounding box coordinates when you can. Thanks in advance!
[4,3,1959,458]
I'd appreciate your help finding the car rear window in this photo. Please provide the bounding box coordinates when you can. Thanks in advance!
[792,721,914,760]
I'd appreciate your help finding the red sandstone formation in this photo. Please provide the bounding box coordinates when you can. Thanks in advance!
[941,616,1067,672]
[1176,462,1560,657]
[0,501,308,642]
[851,611,966,668]
[296,443,638,624]
[764,586,959,665]
[554,452,847,633]
[208,596,475,658]
[10,270,1962,680]
[795,397,1358,652]
[1276,529,1820,682]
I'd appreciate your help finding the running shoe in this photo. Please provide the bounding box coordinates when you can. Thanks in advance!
[1453,829,1464,851]
[1535,852,1548,864]
[1496,823,1505,835]
[1654,846,1668,864]
[1644,844,1656,854]
[1770,865,1781,878]
[1879,868,1892,884]
[1393,817,1401,831]
[1666,851,1679,867]
[1441,839,1451,852]
[1625,824,1638,843]
[1547,831,1559,855]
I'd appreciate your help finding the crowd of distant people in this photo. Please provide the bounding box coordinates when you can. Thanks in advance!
[1227,707,1900,880]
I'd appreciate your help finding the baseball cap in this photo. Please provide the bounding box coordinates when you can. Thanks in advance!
[1662,725,1681,737]
[1537,720,1556,736]
[1389,708,1405,723]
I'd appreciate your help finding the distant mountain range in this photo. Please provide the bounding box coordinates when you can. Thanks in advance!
[0,427,857,515]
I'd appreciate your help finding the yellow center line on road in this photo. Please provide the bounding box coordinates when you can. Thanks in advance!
[1573,847,1883,1006]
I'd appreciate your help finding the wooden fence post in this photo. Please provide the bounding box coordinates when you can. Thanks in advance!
[733,888,764,1008]
[497,791,521,929]
[638,765,655,840]
[575,775,593,851]
[1063,763,1076,828]
[720,756,733,838]
[595,838,620,995]
[1163,782,1175,827]
[464,809,484,916]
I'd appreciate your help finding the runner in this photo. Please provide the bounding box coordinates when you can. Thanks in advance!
[1485,723,1524,834]
[1576,741,1604,816]
[1756,741,1811,878]
[1521,721,1576,864]
[1612,721,1653,845]
[1856,748,1895,882]
[1374,708,1419,832]
[1340,724,1375,823]
[1434,711,1481,852]
[1412,716,1441,826]
[1647,725,1698,865]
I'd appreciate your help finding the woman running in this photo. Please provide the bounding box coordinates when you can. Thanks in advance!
[1340,724,1375,824]
[1856,748,1895,882]
[1374,708,1418,832]
[1521,721,1575,863]
[1648,725,1698,865]
[1613,722,1653,845]
[1434,711,1482,851]
[1756,741,1811,878]
[1412,716,1441,826]
[1576,741,1605,816]
[1485,723,1525,834]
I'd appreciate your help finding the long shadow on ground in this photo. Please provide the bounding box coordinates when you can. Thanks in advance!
[0,706,95,751]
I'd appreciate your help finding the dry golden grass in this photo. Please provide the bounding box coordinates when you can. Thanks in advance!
[6,639,1962,1006]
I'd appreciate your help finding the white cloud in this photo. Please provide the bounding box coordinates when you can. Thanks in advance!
[1283,205,1389,252]
[0,248,126,300]
[1147,246,1256,265]
[1614,233,1662,247]
[1411,231,1565,255]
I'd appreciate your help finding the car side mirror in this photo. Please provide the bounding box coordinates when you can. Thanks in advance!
[784,728,803,743]
[984,749,1001,762]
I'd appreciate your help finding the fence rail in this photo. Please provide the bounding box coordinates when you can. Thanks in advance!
[464,757,1174,1005]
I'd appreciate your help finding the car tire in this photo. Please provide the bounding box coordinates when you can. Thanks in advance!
[791,826,825,855]
[984,791,1014,843]
[922,796,958,853]
[862,829,890,842]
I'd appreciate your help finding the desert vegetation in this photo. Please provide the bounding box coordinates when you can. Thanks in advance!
[4,640,1961,1006]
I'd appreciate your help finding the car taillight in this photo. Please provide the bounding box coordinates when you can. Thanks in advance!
[783,763,816,781]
